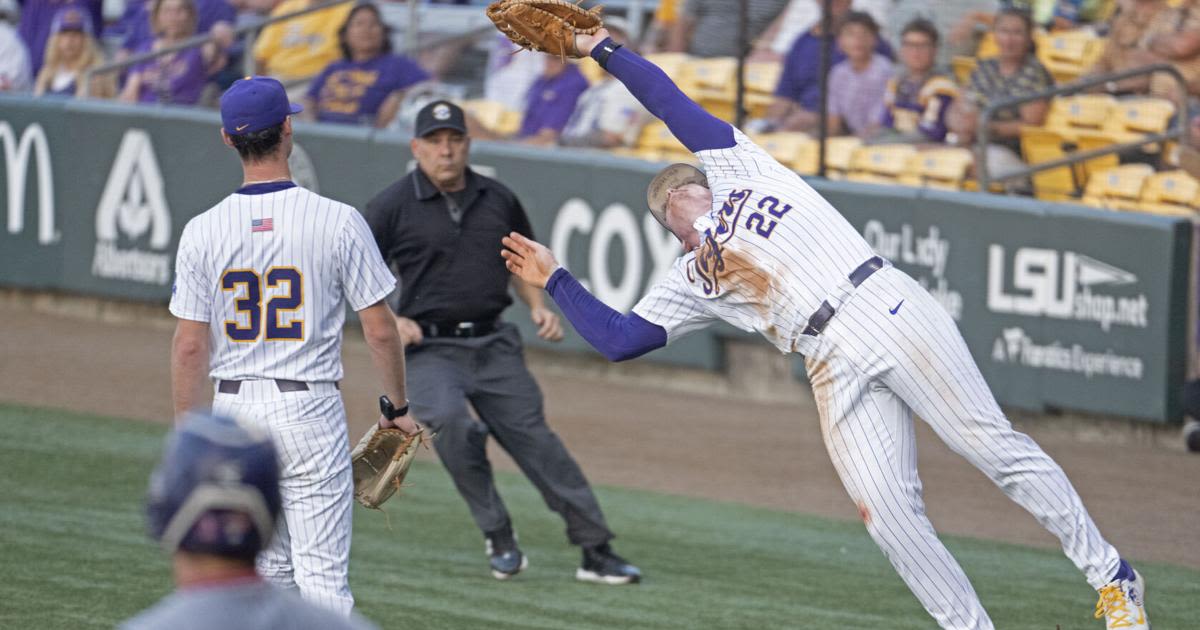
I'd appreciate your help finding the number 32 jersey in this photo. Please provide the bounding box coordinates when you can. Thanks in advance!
[633,130,878,356]
[169,184,396,383]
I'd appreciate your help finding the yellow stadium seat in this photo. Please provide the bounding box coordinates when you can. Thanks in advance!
[682,57,738,101]
[1043,94,1115,142]
[636,120,689,155]
[1020,127,1076,201]
[744,62,782,94]
[1035,30,1104,83]
[749,132,812,168]
[643,53,692,81]
[1081,164,1155,210]
[976,31,999,59]
[793,139,819,175]
[847,144,917,184]
[903,147,975,189]
[951,56,978,84]
[462,99,517,135]
[1137,170,1200,215]
[823,136,863,179]
[576,58,606,85]
[1102,98,1176,148]
[1071,131,1120,189]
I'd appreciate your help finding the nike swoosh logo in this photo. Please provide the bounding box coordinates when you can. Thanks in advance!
[889,300,904,315]
[235,124,249,131]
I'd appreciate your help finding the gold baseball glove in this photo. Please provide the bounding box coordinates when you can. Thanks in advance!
[350,424,431,509]
[486,0,603,59]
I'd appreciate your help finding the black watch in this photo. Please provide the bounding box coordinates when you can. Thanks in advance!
[379,395,410,420]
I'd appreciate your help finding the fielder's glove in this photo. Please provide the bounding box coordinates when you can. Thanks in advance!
[486,0,603,59]
[350,423,430,509]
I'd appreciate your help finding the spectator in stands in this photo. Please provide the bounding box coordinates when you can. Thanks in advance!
[119,0,232,105]
[750,0,890,63]
[825,11,892,137]
[948,7,1054,180]
[484,33,544,112]
[0,0,31,92]
[32,7,113,98]
[1083,0,1170,95]
[559,18,649,148]
[754,0,892,133]
[667,0,789,58]
[253,0,354,84]
[17,0,101,75]
[1124,0,1200,100]
[948,1,1110,58]
[515,58,589,145]
[639,0,682,53]
[110,0,235,61]
[301,3,428,128]
[875,18,958,144]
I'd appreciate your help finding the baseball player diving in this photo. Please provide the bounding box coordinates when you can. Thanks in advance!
[169,76,419,615]
[498,24,1151,630]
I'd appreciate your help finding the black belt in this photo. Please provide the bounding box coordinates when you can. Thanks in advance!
[418,319,498,338]
[217,379,334,394]
[801,256,884,337]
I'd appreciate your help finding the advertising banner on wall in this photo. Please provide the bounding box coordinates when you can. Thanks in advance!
[0,97,1190,421]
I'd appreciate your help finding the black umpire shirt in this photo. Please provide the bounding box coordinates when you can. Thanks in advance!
[364,166,534,324]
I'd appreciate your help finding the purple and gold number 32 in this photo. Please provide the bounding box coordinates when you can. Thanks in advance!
[221,267,304,342]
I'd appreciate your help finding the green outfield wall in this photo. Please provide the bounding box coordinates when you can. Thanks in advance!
[1,96,1192,421]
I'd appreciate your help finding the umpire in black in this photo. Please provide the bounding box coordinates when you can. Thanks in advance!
[364,100,640,584]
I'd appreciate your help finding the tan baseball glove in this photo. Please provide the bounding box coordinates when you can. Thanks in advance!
[486,0,603,59]
[351,424,431,509]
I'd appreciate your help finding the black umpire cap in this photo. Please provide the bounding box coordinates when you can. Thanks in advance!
[414,100,467,138]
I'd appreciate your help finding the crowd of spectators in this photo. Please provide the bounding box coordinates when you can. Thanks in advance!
[3,0,1200,167]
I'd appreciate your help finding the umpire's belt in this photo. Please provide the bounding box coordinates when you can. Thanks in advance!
[801,256,884,337]
[418,318,497,338]
[217,379,334,394]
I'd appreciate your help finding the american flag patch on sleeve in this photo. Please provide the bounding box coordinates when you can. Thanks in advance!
[251,218,274,232]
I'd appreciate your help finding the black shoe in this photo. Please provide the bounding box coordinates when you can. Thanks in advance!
[576,543,641,585]
[484,523,528,580]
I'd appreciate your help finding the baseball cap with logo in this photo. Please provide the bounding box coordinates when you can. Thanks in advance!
[220,76,303,136]
[51,6,93,36]
[414,100,467,138]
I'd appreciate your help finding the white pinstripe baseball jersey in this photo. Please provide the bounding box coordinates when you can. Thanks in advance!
[169,185,395,382]
[633,130,877,355]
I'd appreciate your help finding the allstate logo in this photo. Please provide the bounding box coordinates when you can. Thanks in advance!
[92,129,173,285]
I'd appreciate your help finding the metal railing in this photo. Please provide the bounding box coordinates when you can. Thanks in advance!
[976,63,1190,192]
[82,0,357,98]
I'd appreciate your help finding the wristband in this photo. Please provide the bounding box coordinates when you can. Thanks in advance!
[595,40,623,70]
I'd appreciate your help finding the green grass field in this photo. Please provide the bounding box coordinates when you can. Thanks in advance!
[1,403,1196,629]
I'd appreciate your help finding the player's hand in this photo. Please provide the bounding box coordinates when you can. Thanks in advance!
[379,413,421,437]
[395,316,423,346]
[574,28,611,57]
[501,232,560,289]
[530,306,564,342]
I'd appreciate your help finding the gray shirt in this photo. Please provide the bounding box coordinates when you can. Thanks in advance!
[683,0,789,58]
[120,580,378,630]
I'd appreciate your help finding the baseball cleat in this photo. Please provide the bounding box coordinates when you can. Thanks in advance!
[485,523,527,580]
[576,543,641,585]
[1095,566,1149,630]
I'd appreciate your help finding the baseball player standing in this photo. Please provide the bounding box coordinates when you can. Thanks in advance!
[501,29,1150,630]
[169,76,419,615]
[123,411,378,630]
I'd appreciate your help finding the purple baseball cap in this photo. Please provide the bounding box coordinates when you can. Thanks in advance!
[51,7,94,36]
[220,76,303,136]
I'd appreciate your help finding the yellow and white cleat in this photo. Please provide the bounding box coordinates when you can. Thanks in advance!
[1095,568,1150,629]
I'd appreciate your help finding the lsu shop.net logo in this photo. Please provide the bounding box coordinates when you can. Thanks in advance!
[92,129,172,285]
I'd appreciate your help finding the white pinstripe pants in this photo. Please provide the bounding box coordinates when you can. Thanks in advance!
[803,266,1119,630]
[213,380,355,616]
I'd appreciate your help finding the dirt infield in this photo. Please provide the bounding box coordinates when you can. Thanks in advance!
[2,297,1197,569]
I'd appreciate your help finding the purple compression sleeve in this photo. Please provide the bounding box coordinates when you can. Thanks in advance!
[545,267,667,361]
[590,39,735,152]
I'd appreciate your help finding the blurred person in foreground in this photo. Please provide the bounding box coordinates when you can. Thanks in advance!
[874,18,958,144]
[558,18,649,149]
[301,2,429,128]
[0,0,31,92]
[120,411,377,630]
[119,0,233,105]
[33,7,114,98]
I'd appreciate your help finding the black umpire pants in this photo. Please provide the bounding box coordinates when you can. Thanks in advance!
[404,323,613,547]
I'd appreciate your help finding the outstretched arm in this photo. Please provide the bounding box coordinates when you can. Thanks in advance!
[502,233,666,361]
[576,29,735,152]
